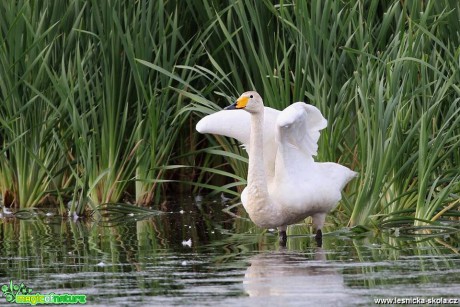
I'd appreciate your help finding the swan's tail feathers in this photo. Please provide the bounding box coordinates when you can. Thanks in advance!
[341,168,358,191]
[347,169,359,182]
[276,102,327,157]
[320,163,358,190]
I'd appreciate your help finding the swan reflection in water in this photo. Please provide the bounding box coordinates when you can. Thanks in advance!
[243,247,349,303]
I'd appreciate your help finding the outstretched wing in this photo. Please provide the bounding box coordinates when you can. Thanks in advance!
[275,102,327,157]
[196,107,280,153]
[196,107,280,180]
[196,109,252,146]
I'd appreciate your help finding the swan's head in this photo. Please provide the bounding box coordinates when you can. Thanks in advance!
[225,91,263,113]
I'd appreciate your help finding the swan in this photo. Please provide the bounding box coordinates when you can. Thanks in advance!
[244,250,348,300]
[196,91,356,244]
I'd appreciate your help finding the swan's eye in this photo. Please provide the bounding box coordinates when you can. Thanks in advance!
[250,95,253,98]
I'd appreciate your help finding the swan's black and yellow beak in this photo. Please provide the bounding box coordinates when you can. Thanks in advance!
[224,96,249,110]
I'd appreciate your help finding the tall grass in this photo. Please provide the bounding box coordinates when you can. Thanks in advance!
[0,0,459,228]
[0,0,71,210]
[184,0,460,227]
[0,0,206,215]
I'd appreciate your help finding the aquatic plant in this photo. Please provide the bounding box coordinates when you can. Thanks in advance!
[0,0,204,214]
[185,0,460,227]
[0,0,458,228]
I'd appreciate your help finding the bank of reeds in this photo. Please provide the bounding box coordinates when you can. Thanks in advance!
[0,0,459,228]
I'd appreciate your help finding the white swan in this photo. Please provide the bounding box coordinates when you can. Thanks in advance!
[196,91,356,244]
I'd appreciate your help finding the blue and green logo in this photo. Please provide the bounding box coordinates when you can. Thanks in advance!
[1,281,86,305]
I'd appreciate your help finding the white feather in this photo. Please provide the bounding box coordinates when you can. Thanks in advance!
[196,92,357,233]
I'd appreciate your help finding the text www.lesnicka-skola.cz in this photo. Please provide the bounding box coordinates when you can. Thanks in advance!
[375,297,459,305]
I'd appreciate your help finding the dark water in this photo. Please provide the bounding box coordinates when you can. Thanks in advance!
[1,197,459,306]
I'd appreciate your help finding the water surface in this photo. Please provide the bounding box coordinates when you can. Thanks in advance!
[1,197,459,306]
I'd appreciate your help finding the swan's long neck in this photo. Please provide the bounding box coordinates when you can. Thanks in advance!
[247,111,270,202]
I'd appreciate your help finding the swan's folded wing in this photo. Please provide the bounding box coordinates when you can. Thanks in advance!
[276,102,327,157]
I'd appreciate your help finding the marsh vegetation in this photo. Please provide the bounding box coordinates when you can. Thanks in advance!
[0,0,459,230]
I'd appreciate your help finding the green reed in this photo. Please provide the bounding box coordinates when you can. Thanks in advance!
[185,0,460,227]
[0,0,72,210]
[0,0,459,228]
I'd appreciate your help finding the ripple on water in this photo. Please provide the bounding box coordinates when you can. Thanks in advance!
[0,202,459,306]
